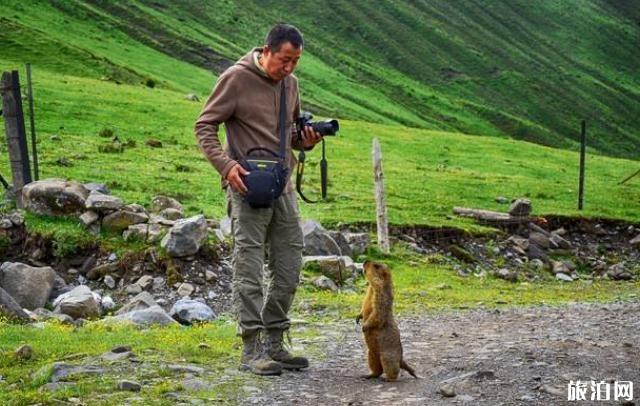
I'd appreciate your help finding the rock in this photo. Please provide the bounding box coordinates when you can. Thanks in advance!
[112,305,178,327]
[527,244,549,262]
[86,262,120,280]
[47,362,104,383]
[84,191,123,212]
[31,308,74,324]
[0,286,30,322]
[185,93,200,102]
[303,255,351,284]
[117,380,142,392]
[151,195,183,213]
[630,234,640,245]
[123,223,167,243]
[495,196,509,204]
[102,210,148,232]
[115,292,157,315]
[508,198,532,216]
[14,344,33,360]
[54,285,101,319]
[50,274,70,300]
[313,276,338,291]
[22,179,89,216]
[328,231,353,257]
[169,299,216,325]
[0,262,56,310]
[529,232,551,249]
[152,277,165,291]
[125,284,142,295]
[550,233,572,249]
[79,210,100,226]
[438,384,456,397]
[160,208,184,220]
[556,273,573,282]
[160,215,208,257]
[84,183,110,194]
[101,296,116,311]
[551,260,571,275]
[104,275,116,289]
[302,220,341,256]
[495,268,518,282]
[136,275,154,291]
[177,283,195,297]
[344,232,370,256]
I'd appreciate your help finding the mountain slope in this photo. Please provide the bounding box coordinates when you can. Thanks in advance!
[1,0,639,158]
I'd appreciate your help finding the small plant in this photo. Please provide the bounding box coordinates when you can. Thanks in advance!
[145,78,156,88]
[98,143,124,153]
[98,127,114,138]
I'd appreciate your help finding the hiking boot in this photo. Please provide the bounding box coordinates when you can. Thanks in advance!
[266,328,309,370]
[239,331,282,376]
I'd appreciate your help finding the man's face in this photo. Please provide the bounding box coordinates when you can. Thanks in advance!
[261,42,302,81]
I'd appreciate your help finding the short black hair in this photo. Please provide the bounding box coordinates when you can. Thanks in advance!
[265,23,303,52]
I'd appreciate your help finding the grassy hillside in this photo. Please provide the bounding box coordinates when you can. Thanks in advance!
[1,0,639,158]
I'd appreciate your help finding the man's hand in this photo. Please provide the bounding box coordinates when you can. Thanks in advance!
[301,126,323,149]
[226,163,249,195]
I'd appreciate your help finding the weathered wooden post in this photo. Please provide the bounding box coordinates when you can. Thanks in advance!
[26,63,39,181]
[578,120,586,210]
[372,138,390,253]
[1,70,32,207]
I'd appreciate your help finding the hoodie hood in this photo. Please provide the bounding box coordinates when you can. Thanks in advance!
[236,47,271,80]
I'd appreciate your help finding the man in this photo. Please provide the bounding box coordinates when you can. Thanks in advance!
[195,23,322,376]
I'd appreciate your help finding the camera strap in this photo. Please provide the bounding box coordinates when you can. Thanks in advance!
[296,138,327,204]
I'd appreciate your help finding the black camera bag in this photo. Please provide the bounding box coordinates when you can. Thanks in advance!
[232,82,289,208]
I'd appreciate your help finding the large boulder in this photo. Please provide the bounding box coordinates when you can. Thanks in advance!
[53,285,101,319]
[302,220,341,256]
[0,262,56,310]
[22,179,89,216]
[160,215,208,257]
[0,286,30,322]
[169,299,216,325]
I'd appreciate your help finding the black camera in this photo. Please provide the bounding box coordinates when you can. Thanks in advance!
[296,112,339,137]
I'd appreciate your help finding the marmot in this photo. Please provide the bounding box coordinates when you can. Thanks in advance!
[356,261,417,381]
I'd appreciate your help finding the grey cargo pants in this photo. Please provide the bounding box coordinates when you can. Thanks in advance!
[228,189,304,336]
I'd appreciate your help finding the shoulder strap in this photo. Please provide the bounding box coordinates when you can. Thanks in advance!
[278,80,287,159]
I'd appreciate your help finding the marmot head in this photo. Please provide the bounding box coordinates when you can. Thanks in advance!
[363,261,391,286]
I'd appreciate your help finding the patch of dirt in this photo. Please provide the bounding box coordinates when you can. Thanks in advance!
[245,300,640,405]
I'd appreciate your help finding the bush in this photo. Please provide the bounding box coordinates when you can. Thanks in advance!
[98,127,114,138]
[145,78,156,88]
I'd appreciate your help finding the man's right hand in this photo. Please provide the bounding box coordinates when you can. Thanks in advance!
[226,164,249,195]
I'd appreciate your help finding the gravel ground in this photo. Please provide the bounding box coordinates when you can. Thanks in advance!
[242,301,639,405]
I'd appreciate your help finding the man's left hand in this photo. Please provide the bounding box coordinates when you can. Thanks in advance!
[301,126,323,148]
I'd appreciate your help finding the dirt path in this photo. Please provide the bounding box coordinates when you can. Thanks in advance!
[242,301,639,405]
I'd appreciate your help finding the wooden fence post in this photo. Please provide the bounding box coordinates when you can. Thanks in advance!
[372,138,389,253]
[578,120,586,210]
[26,63,39,181]
[1,70,32,207]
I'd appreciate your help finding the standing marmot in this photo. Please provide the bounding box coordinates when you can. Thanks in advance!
[356,261,417,381]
